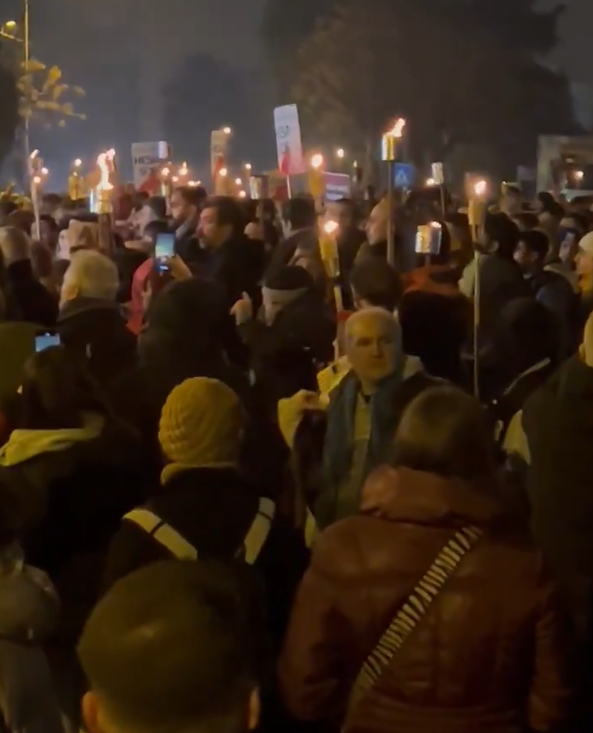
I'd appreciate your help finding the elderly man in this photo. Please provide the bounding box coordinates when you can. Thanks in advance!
[279,307,437,536]
[59,250,139,413]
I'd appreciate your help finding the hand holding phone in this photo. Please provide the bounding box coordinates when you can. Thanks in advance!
[155,232,175,272]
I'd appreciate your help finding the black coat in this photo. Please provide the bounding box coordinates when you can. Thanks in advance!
[4,260,58,327]
[103,467,308,648]
[523,355,593,638]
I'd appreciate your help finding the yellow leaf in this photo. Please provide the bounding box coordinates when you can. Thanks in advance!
[60,103,74,115]
[47,66,62,84]
[52,84,68,100]
[71,86,86,97]
[24,59,45,72]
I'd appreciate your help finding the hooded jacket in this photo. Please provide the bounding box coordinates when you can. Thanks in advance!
[279,466,574,733]
[0,565,63,733]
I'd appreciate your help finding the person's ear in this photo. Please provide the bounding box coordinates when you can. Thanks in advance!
[82,691,103,733]
[248,688,260,731]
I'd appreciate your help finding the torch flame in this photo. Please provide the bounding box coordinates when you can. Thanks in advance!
[323,220,339,235]
[473,180,487,197]
[97,150,115,192]
[387,118,406,138]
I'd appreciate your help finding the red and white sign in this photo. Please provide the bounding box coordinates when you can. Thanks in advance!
[324,171,351,201]
[273,104,305,176]
[131,141,170,194]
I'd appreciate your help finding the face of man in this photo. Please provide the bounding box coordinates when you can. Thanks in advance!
[346,312,398,388]
[365,201,389,245]
[559,232,579,265]
[169,190,195,226]
[513,240,537,271]
[198,206,229,249]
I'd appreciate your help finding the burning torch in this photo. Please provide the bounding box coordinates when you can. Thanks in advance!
[381,118,406,266]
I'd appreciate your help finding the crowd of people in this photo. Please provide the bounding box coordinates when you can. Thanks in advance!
[0,182,593,732]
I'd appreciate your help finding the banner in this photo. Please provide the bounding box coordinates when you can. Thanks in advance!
[132,141,170,194]
[210,129,229,184]
[273,104,305,175]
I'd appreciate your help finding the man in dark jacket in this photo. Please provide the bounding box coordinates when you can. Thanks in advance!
[59,249,142,428]
[514,228,578,356]
[522,312,593,642]
[196,196,261,307]
[170,185,207,268]
[0,226,58,326]
[267,197,319,274]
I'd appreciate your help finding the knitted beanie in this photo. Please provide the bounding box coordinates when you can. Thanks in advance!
[158,377,244,485]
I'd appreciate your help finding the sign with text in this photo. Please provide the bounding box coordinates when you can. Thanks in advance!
[273,104,305,175]
[324,172,352,201]
[131,141,170,193]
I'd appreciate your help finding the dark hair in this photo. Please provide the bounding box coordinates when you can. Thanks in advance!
[0,201,18,221]
[567,212,589,234]
[175,185,208,210]
[78,561,261,733]
[518,229,549,262]
[202,196,243,235]
[350,258,403,312]
[18,346,124,431]
[504,185,522,197]
[42,193,62,208]
[512,212,539,230]
[30,241,54,280]
[143,220,170,244]
[40,214,59,233]
[392,386,495,482]
[484,213,520,259]
[282,197,317,230]
[146,196,167,220]
[537,191,556,210]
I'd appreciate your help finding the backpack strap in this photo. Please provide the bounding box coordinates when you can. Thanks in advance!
[240,497,275,565]
[347,525,482,716]
[124,509,198,560]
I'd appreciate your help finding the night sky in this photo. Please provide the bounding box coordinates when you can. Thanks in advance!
[1,0,592,178]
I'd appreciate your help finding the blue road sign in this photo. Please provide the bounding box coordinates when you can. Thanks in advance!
[393,163,416,189]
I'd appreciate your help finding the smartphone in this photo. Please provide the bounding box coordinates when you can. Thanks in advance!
[155,232,175,272]
[415,223,443,255]
[35,333,61,352]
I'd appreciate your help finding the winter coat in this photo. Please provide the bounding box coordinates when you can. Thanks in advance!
[0,323,38,410]
[279,466,574,733]
[103,467,308,648]
[4,261,58,328]
[522,355,593,640]
[0,414,147,639]
[0,565,63,733]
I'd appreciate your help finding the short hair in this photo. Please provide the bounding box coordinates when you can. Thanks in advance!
[392,385,495,482]
[345,306,400,343]
[518,229,549,262]
[203,196,243,234]
[350,258,403,312]
[0,226,31,265]
[63,249,119,301]
[40,214,59,233]
[78,561,260,733]
[484,213,520,259]
[146,196,167,220]
[174,185,208,209]
[282,197,317,230]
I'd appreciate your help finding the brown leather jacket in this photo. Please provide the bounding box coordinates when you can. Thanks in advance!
[279,466,574,733]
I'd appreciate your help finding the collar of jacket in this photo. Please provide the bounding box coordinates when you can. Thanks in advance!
[360,465,502,528]
[59,296,119,323]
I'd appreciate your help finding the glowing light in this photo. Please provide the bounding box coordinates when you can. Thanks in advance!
[238,190,246,198]
[235,177,242,186]
[311,153,324,170]
[430,221,442,229]
[5,20,16,29]
[178,164,189,177]
[73,158,82,168]
[96,149,115,193]
[219,167,228,177]
[473,180,487,197]
[386,118,406,138]
[161,167,170,177]
[172,176,179,183]
[426,178,436,187]
[244,163,252,171]
[41,167,49,176]
[323,220,339,235]
[32,176,41,185]
[188,180,197,187]
[336,148,345,159]
[575,170,584,181]
[223,127,231,134]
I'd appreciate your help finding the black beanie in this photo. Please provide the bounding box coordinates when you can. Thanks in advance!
[264,265,313,292]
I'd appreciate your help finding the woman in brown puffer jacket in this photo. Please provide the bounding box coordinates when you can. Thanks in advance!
[279,385,575,733]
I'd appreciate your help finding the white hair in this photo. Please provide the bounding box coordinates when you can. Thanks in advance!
[345,306,399,341]
[0,226,31,265]
[63,249,119,301]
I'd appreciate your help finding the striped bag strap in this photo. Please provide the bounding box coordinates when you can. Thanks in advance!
[347,525,482,715]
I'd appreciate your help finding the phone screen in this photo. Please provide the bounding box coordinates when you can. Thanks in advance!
[35,333,61,352]
[155,232,175,271]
